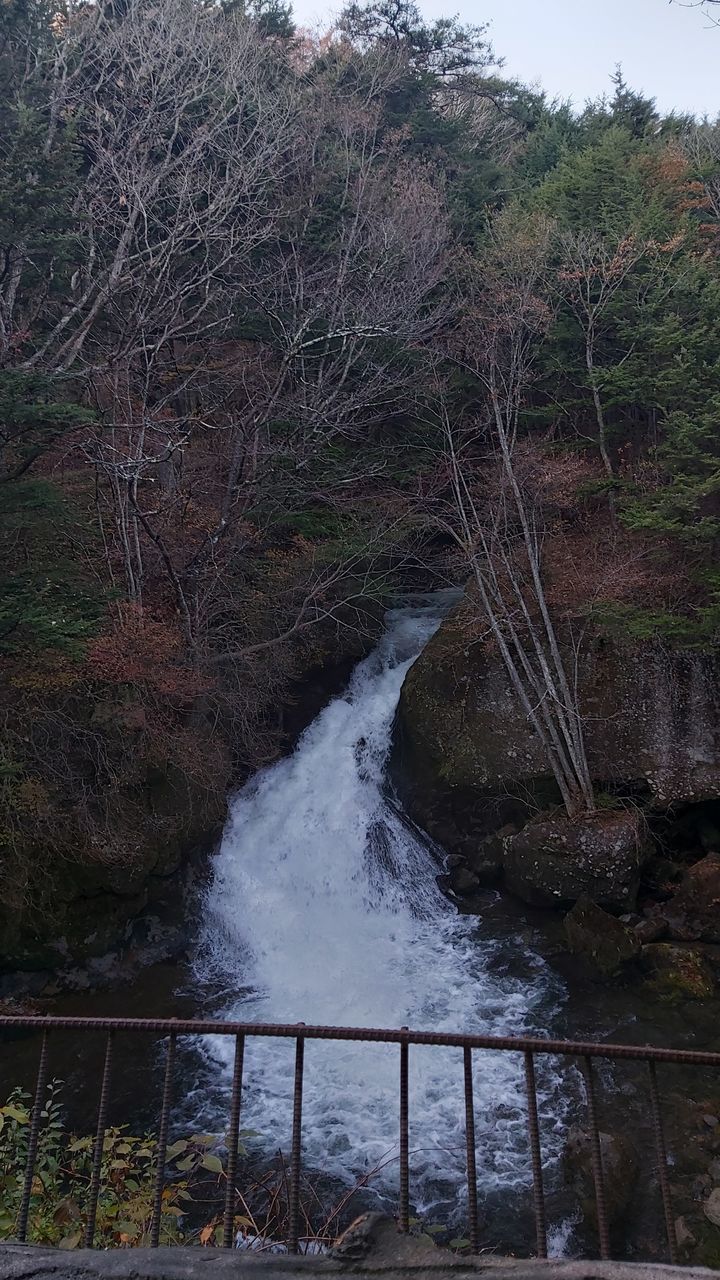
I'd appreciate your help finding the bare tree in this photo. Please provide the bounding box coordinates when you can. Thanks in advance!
[432,214,596,817]
[77,25,450,662]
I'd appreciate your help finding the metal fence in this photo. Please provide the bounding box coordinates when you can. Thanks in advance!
[2,1014,719,1263]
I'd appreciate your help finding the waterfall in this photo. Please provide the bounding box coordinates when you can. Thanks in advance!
[195,595,566,1214]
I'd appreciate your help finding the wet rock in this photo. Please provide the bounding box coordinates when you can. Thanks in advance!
[640,943,716,1001]
[465,833,504,886]
[659,854,720,943]
[703,1188,720,1227]
[564,897,640,976]
[634,916,669,944]
[564,1124,638,1231]
[445,854,465,870]
[503,810,652,912]
[397,600,720,849]
[449,864,481,896]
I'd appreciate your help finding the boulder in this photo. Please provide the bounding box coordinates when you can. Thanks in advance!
[659,854,720,943]
[564,897,640,976]
[502,810,652,912]
[640,943,716,1001]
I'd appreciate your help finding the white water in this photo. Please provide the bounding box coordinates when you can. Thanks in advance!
[196,596,567,1215]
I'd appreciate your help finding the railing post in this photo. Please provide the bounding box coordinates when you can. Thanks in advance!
[84,1031,114,1248]
[288,1027,305,1255]
[523,1050,547,1259]
[647,1060,678,1265]
[150,1030,176,1248]
[582,1056,610,1261]
[463,1046,480,1253]
[222,1033,246,1249]
[16,1029,50,1243]
[399,1027,409,1234]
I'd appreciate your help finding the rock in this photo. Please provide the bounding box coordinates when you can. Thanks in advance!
[396,601,720,855]
[640,943,716,1001]
[634,916,669,944]
[676,1215,697,1249]
[445,854,465,870]
[659,854,720,943]
[703,1188,720,1227]
[503,810,652,912]
[703,1116,719,1129]
[465,833,504,886]
[448,864,481,896]
[564,1125,638,1230]
[708,1159,720,1182]
[564,897,640,976]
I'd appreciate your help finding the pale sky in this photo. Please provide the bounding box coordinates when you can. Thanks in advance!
[291,0,720,119]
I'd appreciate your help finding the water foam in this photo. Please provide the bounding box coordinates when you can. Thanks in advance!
[195,596,567,1211]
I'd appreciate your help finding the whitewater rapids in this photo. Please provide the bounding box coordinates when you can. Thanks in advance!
[195,595,567,1214]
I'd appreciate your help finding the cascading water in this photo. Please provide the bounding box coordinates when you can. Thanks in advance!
[195,595,567,1217]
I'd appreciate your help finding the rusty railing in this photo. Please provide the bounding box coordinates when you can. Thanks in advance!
[2,1014,719,1262]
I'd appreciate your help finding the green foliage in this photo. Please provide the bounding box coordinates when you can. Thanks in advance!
[536,127,661,235]
[588,600,720,649]
[0,371,93,484]
[0,1081,250,1248]
[0,480,105,656]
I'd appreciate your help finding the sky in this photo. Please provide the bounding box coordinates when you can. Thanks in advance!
[290,0,720,119]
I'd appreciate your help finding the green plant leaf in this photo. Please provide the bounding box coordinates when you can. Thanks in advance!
[201,1155,223,1174]
[2,1106,29,1124]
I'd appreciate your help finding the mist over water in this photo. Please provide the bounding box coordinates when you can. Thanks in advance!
[195,596,568,1212]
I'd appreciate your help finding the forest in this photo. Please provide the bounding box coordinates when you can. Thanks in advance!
[1,0,719,953]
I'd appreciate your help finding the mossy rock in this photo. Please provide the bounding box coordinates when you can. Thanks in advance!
[565,896,640,976]
[640,943,717,1001]
[395,597,720,867]
[503,810,652,912]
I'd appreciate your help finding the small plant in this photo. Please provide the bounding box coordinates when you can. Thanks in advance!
[0,1081,243,1248]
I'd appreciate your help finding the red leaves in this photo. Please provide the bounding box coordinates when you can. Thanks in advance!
[87,606,210,699]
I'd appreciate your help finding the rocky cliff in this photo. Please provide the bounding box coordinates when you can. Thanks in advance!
[395,599,720,913]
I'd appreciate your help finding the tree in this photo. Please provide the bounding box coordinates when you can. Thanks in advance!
[436,213,596,818]
[555,230,650,500]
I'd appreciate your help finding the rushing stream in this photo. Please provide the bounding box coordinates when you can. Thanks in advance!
[194,596,570,1219]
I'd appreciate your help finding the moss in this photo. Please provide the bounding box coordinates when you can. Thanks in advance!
[640,944,716,1002]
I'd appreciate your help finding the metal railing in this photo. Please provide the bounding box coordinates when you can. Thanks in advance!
[2,1014,719,1263]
